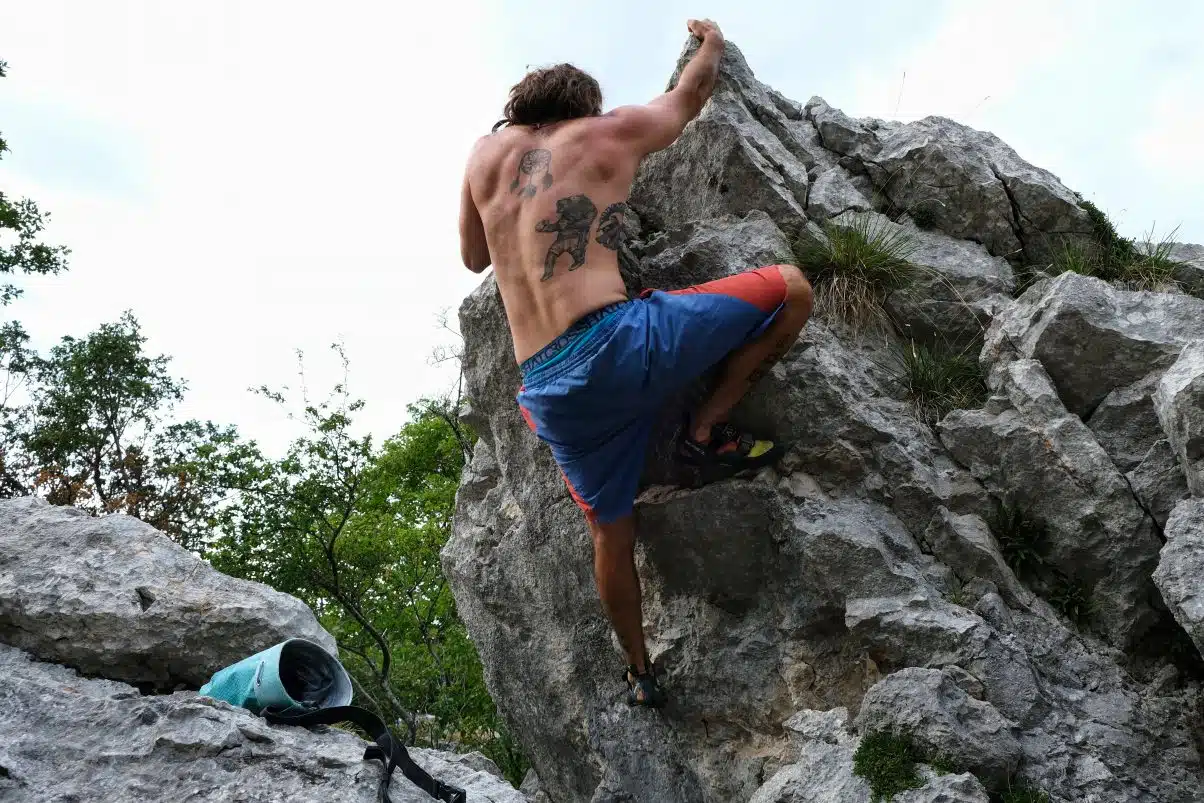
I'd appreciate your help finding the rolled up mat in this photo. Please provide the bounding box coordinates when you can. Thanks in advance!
[200,638,352,713]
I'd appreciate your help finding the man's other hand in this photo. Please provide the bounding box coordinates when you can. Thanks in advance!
[687,18,723,42]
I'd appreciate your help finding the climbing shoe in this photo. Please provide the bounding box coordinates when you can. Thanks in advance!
[624,662,667,708]
[676,421,782,471]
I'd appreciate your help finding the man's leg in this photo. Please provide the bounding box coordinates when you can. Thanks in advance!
[689,264,813,443]
[588,514,648,672]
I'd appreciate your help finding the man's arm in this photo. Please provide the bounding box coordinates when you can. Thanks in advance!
[609,19,725,156]
[459,158,491,273]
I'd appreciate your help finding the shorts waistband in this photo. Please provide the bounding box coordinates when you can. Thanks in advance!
[520,301,630,377]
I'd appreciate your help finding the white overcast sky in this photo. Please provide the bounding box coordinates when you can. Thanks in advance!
[1,1,1201,453]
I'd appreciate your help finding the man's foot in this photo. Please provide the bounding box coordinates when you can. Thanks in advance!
[624,662,667,708]
[677,420,782,470]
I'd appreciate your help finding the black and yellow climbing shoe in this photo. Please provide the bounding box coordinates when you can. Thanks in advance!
[624,662,667,708]
[676,421,782,471]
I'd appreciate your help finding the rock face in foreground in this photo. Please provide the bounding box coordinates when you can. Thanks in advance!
[0,496,336,689]
[0,644,525,802]
[447,37,1204,803]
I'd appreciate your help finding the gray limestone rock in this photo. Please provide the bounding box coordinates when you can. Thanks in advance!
[750,708,871,803]
[983,272,1204,417]
[1127,439,1191,528]
[1153,500,1204,655]
[630,41,810,237]
[920,509,1030,608]
[939,360,1164,646]
[0,643,524,803]
[448,36,1204,803]
[856,667,1022,784]
[1087,372,1166,472]
[1154,341,1204,496]
[807,166,872,220]
[894,773,992,803]
[807,101,1091,263]
[0,496,335,689]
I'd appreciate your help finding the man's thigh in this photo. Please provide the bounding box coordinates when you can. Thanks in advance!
[640,266,789,396]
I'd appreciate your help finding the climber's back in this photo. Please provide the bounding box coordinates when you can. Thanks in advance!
[458,24,725,364]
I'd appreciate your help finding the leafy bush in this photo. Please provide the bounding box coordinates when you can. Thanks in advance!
[896,340,986,426]
[853,731,924,801]
[795,215,917,330]
[988,504,1048,578]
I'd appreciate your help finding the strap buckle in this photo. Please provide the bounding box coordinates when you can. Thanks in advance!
[434,780,467,803]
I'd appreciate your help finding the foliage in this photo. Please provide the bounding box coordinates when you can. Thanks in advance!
[988,504,1048,578]
[1047,201,1182,291]
[1047,571,1095,627]
[927,754,960,776]
[896,340,986,427]
[853,730,924,801]
[0,312,240,550]
[0,59,70,304]
[201,350,527,781]
[910,203,938,230]
[795,215,917,331]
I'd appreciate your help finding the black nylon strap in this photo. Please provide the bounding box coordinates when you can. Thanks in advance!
[264,705,466,803]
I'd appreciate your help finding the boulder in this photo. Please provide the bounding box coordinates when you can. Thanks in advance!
[630,41,810,237]
[1127,440,1191,528]
[807,166,872,220]
[1154,341,1204,496]
[1152,500,1204,655]
[807,101,1091,263]
[0,497,335,689]
[1087,372,1166,472]
[983,272,1204,417]
[749,709,871,803]
[448,36,1204,803]
[0,644,525,803]
[894,773,992,803]
[855,667,1022,785]
[939,360,1163,646]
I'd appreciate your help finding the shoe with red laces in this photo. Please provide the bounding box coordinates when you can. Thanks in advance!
[676,420,782,470]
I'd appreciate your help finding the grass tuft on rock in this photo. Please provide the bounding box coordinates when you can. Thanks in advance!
[896,340,987,426]
[853,730,925,802]
[988,504,1048,578]
[796,215,917,331]
[1046,201,1182,291]
[996,785,1051,803]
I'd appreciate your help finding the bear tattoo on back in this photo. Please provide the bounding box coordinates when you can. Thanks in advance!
[535,194,598,281]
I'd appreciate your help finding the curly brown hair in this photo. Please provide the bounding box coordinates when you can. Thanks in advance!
[493,64,603,132]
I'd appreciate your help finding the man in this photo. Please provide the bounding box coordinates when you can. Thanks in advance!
[458,19,813,708]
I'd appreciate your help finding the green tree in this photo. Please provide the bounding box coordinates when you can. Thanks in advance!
[0,59,70,304]
[11,313,241,550]
[1,57,71,491]
[203,348,526,780]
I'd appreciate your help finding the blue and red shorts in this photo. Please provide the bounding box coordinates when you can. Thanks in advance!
[516,266,788,524]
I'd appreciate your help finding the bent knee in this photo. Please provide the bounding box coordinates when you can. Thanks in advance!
[774,264,813,308]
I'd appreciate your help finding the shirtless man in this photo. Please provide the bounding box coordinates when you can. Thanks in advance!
[458,19,813,708]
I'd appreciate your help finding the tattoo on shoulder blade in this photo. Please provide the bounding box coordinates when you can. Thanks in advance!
[535,194,597,281]
[510,149,554,198]
[596,202,639,251]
